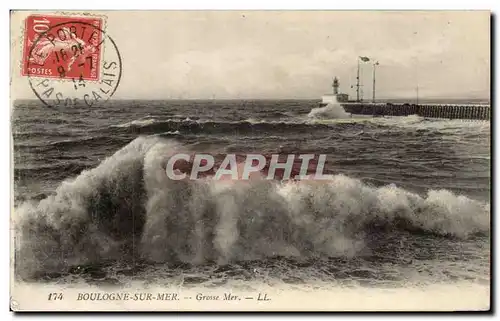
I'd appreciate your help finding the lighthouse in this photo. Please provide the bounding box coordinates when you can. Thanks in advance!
[332,77,340,95]
[321,76,349,106]
[331,77,349,102]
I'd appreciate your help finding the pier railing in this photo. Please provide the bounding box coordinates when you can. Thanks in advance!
[338,103,490,120]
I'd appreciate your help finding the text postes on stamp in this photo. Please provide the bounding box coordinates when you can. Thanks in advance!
[23,14,122,108]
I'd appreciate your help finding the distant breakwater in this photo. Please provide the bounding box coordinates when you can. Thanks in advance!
[330,102,491,120]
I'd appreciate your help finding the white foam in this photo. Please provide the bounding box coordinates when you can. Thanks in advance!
[13,136,490,277]
[308,96,350,119]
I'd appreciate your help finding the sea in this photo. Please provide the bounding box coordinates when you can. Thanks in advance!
[11,99,491,310]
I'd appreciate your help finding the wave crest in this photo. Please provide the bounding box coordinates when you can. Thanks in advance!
[14,136,490,278]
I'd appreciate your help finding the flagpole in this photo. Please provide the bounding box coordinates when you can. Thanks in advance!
[372,61,379,103]
[372,63,376,103]
[356,57,360,102]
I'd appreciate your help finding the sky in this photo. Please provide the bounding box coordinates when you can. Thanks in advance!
[11,11,490,100]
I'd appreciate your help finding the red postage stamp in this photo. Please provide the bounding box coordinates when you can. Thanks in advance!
[22,14,103,81]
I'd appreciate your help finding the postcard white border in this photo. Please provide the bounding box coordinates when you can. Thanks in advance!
[2,0,497,319]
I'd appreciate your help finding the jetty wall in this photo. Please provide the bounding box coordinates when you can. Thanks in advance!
[338,103,490,120]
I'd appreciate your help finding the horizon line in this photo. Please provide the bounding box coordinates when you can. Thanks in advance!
[14,97,491,102]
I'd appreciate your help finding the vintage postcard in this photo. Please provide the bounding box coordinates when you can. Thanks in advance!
[10,10,490,312]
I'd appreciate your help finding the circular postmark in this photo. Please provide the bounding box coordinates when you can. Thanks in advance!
[26,19,122,108]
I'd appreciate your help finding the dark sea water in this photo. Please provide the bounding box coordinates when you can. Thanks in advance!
[12,99,490,291]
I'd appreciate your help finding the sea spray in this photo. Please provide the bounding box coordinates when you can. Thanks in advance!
[308,96,350,119]
[14,136,163,277]
[13,136,490,279]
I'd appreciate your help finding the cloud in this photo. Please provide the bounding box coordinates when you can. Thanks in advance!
[11,11,490,100]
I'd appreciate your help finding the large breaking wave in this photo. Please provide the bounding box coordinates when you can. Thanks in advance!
[14,136,490,279]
